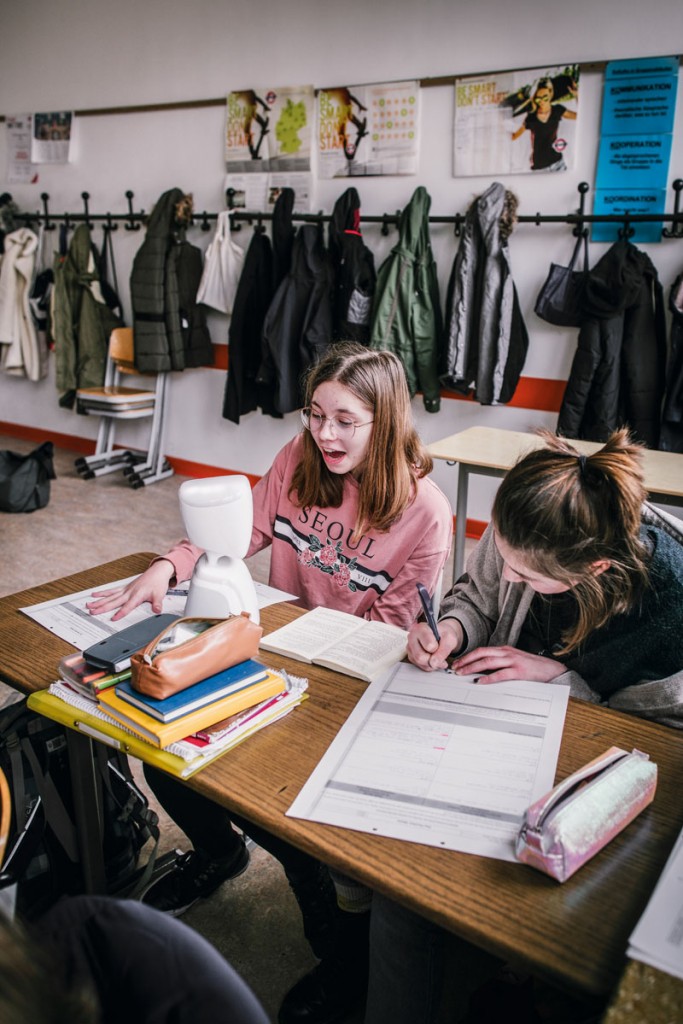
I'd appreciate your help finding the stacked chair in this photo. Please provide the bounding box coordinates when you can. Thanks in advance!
[75,328,173,488]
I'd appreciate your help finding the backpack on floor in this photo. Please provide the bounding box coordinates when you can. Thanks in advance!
[0,442,56,513]
[0,697,159,920]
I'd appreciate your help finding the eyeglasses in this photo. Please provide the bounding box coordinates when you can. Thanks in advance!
[301,407,374,439]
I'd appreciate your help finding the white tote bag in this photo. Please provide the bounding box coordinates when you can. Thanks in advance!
[197,211,245,315]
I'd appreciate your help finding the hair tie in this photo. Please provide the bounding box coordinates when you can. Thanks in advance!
[577,453,588,478]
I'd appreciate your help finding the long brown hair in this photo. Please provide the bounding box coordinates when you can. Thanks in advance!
[492,428,650,652]
[290,343,432,536]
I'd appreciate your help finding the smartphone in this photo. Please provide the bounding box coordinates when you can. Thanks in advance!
[83,613,179,672]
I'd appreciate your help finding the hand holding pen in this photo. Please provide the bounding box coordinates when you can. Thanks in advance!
[416,582,440,643]
[409,583,464,672]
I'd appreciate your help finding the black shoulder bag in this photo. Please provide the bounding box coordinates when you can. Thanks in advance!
[534,231,589,328]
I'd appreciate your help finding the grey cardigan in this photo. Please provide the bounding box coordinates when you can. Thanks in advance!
[438,505,683,729]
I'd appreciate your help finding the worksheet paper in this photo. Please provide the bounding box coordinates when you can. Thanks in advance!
[288,662,569,861]
[628,827,683,981]
[21,577,296,650]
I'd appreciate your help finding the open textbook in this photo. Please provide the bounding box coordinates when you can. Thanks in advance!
[260,606,408,683]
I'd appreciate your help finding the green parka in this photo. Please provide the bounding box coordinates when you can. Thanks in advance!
[52,224,122,408]
[369,187,442,412]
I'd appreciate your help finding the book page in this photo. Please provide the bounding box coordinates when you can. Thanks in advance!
[260,606,360,662]
[317,621,407,679]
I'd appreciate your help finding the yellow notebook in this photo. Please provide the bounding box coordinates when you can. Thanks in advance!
[27,689,196,778]
[97,671,287,748]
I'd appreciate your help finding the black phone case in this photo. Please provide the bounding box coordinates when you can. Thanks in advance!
[83,613,179,671]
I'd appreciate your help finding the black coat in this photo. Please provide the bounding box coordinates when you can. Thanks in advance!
[558,240,666,448]
[328,187,376,344]
[222,189,295,423]
[260,224,334,414]
[660,273,683,453]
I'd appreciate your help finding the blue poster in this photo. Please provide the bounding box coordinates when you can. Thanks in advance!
[592,188,667,244]
[595,133,673,188]
[594,56,678,244]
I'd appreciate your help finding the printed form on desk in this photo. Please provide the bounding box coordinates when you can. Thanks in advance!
[287,662,569,861]
[21,577,297,650]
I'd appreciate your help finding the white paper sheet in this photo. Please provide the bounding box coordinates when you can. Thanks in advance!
[287,662,569,861]
[21,577,297,650]
[628,827,683,981]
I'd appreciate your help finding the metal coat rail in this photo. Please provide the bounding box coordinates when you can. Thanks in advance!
[5,180,683,240]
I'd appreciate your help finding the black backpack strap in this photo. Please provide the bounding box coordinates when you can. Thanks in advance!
[21,735,79,862]
[95,746,160,896]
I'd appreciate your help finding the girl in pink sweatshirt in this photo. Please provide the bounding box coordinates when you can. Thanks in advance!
[88,344,452,629]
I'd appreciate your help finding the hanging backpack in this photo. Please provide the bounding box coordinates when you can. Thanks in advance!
[196,210,245,315]
[0,697,159,921]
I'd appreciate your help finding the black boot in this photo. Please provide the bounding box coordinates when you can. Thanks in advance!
[278,864,370,1024]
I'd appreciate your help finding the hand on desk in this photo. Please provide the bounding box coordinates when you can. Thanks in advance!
[86,559,175,621]
[451,645,565,684]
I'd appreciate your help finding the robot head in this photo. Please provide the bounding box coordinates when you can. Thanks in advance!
[179,475,253,559]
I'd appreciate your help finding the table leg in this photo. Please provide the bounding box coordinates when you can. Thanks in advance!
[65,730,108,893]
[453,464,469,584]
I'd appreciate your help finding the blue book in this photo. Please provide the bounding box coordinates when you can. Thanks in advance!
[115,659,269,722]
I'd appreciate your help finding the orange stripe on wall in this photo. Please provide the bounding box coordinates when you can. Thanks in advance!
[202,360,567,414]
[440,376,567,413]
[211,344,228,371]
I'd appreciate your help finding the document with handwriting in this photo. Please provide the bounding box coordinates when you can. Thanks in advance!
[288,662,569,861]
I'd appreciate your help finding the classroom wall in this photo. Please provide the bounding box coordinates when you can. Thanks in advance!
[1,0,682,522]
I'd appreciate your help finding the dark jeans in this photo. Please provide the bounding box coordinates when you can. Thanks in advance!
[365,893,501,1024]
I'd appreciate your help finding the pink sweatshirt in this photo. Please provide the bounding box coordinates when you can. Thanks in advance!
[162,434,452,630]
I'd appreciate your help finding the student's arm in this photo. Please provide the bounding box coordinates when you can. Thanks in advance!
[561,668,683,729]
[246,440,295,558]
[87,540,203,620]
[437,524,505,649]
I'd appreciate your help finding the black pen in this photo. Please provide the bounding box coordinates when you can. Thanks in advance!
[416,582,440,644]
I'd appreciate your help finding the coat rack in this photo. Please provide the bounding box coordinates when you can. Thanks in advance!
[7,180,683,241]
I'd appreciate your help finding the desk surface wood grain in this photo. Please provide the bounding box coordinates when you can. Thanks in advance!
[1,553,682,998]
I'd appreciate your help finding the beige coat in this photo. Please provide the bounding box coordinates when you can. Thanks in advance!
[0,227,47,381]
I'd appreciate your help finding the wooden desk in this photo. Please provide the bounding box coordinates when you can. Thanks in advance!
[428,426,683,581]
[2,553,683,999]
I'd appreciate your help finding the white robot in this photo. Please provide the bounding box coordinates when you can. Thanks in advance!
[178,475,260,623]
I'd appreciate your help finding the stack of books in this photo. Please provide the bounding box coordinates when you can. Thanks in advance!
[33,653,308,779]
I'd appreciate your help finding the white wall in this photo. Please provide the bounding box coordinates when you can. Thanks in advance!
[1,0,682,520]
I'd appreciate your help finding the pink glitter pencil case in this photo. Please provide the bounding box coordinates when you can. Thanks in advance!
[515,746,657,883]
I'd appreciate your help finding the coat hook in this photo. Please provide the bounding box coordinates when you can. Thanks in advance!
[619,213,634,240]
[573,181,590,237]
[381,213,390,236]
[663,179,683,239]
[104,212,118,232]
[535,211,542,227]
[200,210,211,231]
[453,213,463,238]
[81,191,93,229]
[41,192,55,231]
[125,190,141,231]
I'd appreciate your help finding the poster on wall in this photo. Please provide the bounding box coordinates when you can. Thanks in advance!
[30,111,73,164]
[224,85,314,212]
[317,80,420,179]
[592,56,678,243]
[454,65,580,176]
[6,114,39,183]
